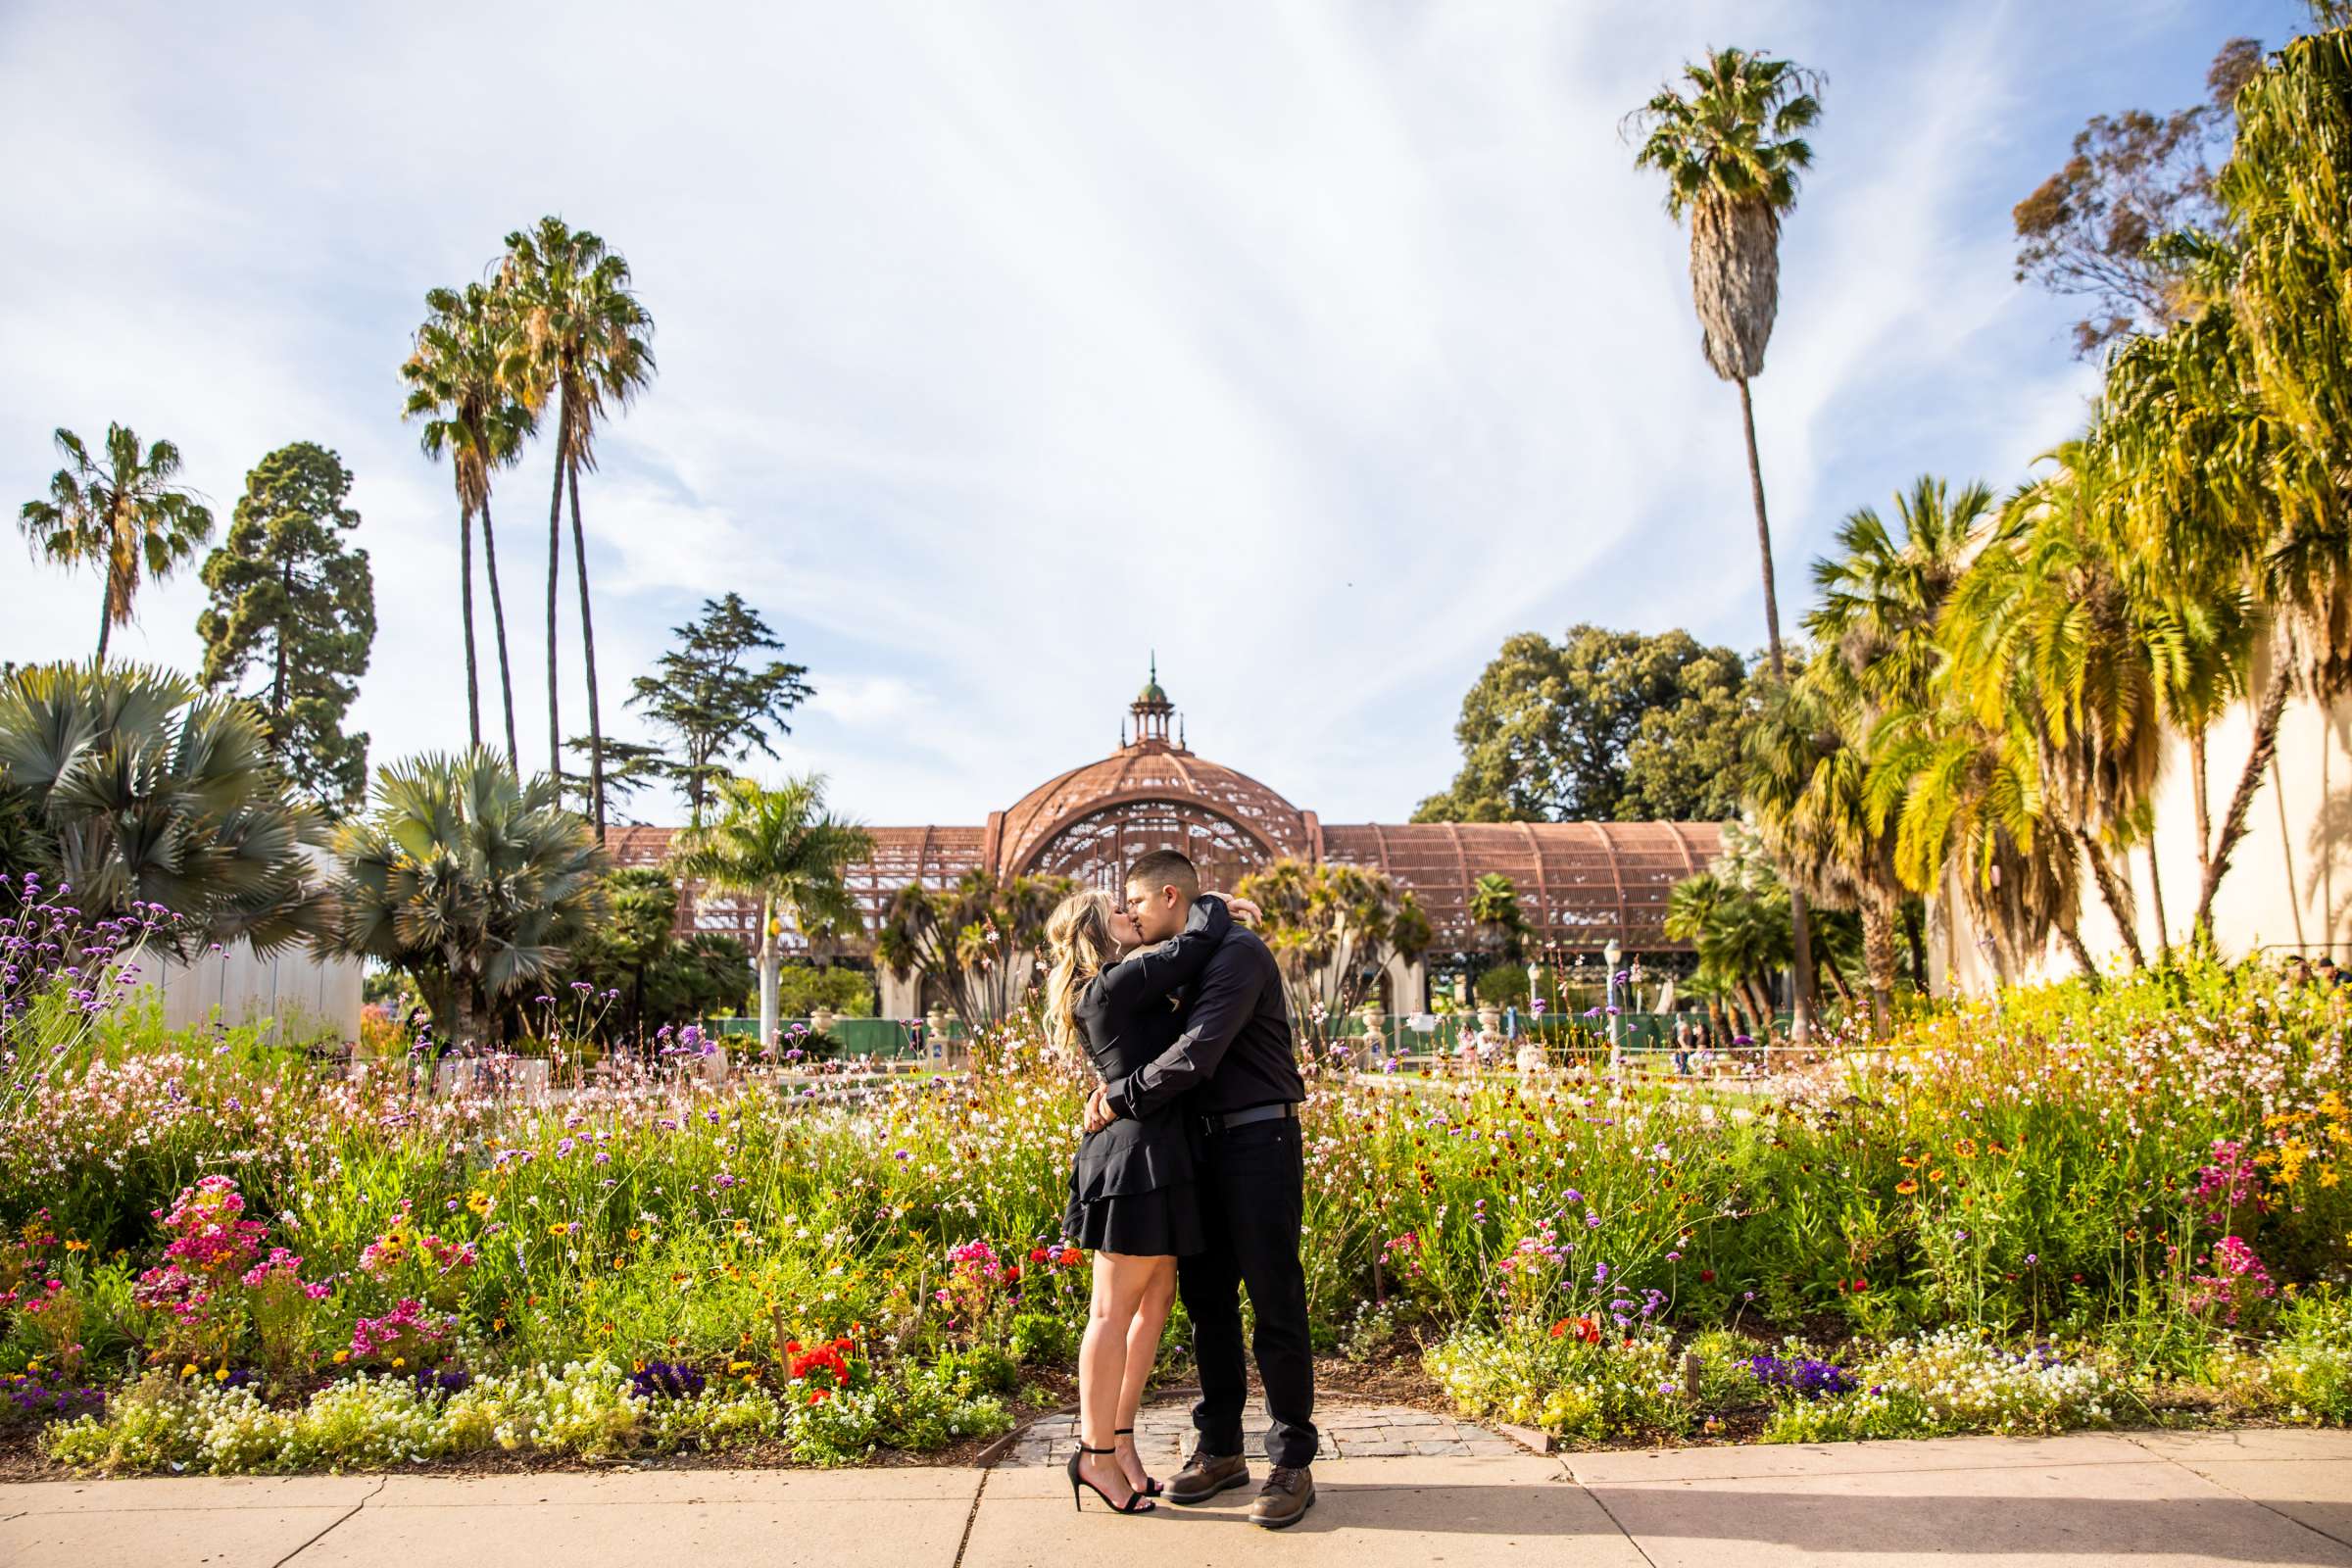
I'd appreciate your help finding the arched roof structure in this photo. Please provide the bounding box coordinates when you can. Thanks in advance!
[613,668,1723,957]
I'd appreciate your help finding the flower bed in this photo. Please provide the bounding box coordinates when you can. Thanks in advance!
[4,884,2350,1471]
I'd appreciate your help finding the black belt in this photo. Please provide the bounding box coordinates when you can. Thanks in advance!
[1200,1101,1298,1134]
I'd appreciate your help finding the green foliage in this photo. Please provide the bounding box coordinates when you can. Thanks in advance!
[874,866,1072,1028]
[627,595,812,825]
[0,662,329,953]
[1416,626,1751,824]
[326,750,605,1048]
[1235,858,1431,1025]
[541,868,753,1037]
[196,442,376,814]
[771,963,874,1019]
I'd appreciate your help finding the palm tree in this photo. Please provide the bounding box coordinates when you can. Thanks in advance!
[1628,46,1824,1040]
[1233,859,1433,1031]
[667,774,869,1050]
[1467,872,1527,961]
[402,282,531,765]
[874,867,1073,1032]
[0,662,328,954]
[1769,476,1993,1026]
[500,218,657,842]
[19,425,215,665]
[327,750,604,1051]
[1942,445,2225,965]
[2092,32,2352,940]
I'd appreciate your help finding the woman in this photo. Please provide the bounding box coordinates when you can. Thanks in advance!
[1044,885,1237,1516]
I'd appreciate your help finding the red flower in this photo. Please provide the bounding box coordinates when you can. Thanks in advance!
[1849,1278,1869,1294]
[1028,1248,1049,1264]
[1698,1269,1716,1285]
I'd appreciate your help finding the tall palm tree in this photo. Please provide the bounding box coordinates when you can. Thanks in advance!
[500,217,657,842]
[402,282,532,765]
[667,773,869,1051]
[1628,46,1824,1039]
[18,425,215,665]
[328,750,604,1051]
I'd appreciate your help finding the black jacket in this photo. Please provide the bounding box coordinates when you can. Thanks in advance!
[1102,921,1300,1122]
[1069,895,1232,1200]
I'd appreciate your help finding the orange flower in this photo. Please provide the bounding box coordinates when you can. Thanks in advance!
[1895,1179,1919,1196]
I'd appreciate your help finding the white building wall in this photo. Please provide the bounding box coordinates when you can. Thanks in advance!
[1935,676,2352,992]
[131,942,365,1044]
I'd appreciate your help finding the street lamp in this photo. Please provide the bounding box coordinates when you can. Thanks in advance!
[1603,937,1624,1074]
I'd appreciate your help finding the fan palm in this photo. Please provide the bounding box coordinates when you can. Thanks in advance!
[0,662,328,954]
[500,218,657,842]
[19,425,215,665]
[667,773,869,1050]
[1467,872,1527,960]
[1627,46,1824,1039]
[402,282,531,764]
[327,750,604,1051]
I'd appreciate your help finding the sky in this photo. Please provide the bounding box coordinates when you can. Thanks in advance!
[0,0,2308,830]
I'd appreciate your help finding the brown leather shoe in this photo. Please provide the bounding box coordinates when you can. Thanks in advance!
[1164,1446,1250,1504]
[1249,1465,1316,1529]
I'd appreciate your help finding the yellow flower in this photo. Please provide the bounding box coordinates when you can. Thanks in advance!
[392,1357,406,1369]
[181,1364,197,1378]
[1896,1179,1919,1196]
[1897,1156,1919,1169]
[333,1350,351,1364]
[548,1223,570,1238]
[1953,1138,1979,1159]
[1927,1168,1947,1185]
[214,1367,228,1382]
[62,1239,87,1252]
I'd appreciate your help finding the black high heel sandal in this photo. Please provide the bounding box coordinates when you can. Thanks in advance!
[1114,1428,1163,1496]
[1068,1443,1155,1513]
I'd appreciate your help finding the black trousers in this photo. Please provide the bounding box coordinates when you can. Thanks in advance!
[1178,1114,1318,1468]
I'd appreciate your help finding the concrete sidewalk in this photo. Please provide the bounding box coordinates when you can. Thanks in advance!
[4,1428,2348,1568]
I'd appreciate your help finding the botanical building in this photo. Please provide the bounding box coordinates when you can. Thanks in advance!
[612,667,1721,1014]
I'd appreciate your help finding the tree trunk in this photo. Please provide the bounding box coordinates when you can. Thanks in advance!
[2189,727,2213,887]
[94,573,112,666]
[1819,955,1856,1016]
[2076,827,2146,969]
[546,405,568,792]
[479,493,520,768]
[272,556,292,716]
[1737,374,1811,1045]
[2145,841,2171,962]
[566,460,608,844]
[758,894,780,1051]
[2197,659,2296,936]
[1860,895,1897,1038]
[2059,921,2102,991]
[460,503,482,752]
[1902,898,1928,990]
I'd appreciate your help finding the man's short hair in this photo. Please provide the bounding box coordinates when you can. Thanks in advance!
[1125,849,1200,901]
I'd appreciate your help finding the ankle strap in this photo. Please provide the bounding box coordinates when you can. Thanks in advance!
[1114,1428,1134,1436]
[1077,1443,1115,1453]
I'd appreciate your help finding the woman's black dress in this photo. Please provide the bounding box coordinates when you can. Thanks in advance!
[1062,895,1232,1256]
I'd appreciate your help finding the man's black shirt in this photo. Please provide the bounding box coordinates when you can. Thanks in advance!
[1102,923,1301,1120]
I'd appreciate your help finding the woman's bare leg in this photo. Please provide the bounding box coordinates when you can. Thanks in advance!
[1113,1255,1178,1492]
[1077,1250,1152,1507]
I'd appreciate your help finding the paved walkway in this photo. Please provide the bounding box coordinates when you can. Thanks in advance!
[4,1420,2349,1567]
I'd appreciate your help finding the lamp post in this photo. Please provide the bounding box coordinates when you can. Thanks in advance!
[1603,937,1624,1074]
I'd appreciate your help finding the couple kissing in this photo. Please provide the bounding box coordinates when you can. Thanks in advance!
[1042,849,1318,1530]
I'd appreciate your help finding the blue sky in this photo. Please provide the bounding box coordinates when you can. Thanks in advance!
[0,0,2307,828]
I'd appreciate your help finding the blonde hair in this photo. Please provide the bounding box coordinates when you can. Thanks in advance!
[1044,889,1119,1054]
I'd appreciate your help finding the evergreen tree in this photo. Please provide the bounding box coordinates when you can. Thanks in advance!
[628,594,813,823]
[197,443,376,812]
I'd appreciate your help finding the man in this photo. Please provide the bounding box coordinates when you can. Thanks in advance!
[1084,848,1317,1530]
